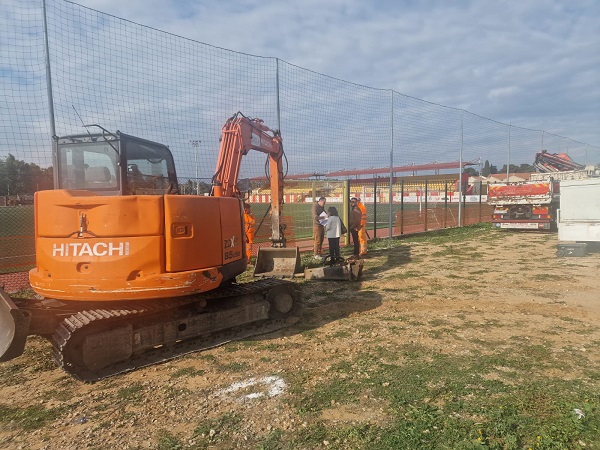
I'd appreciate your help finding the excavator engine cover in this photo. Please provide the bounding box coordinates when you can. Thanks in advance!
[254,247,301,278]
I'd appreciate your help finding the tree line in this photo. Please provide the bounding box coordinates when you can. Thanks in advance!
[464,160,536,177]
[0,154,53,196]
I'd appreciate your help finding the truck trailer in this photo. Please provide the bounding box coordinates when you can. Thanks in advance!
[488,151,595,230]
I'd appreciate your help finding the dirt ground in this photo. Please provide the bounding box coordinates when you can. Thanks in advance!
[1,227,600,449]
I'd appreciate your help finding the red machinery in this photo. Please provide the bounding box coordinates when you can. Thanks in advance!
[489,151,590,230]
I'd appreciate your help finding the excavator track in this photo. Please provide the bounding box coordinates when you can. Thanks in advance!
[49,278,299,381]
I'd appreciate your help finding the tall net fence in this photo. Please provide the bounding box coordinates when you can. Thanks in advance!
[1,0,599,282]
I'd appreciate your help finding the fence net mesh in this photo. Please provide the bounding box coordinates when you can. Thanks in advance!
[1,0,598,278]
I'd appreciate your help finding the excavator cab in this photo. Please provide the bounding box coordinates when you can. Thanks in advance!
[54,131,179,196]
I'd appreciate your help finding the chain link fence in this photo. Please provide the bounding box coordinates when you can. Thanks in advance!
[1,0,598,285]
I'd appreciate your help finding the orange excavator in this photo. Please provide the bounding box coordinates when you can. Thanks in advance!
[0,112,300,380]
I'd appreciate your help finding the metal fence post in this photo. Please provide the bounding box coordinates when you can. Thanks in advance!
[424,180,428,231]
[458,110,464,227]
[462,178,467,225]
[42,0,56,138]
[343,180,350,246]
[400,179,404,235]
[373,178,377,239]
[389,89,394,239]
[478,180,483,223]
[275,58,281,132]
[444,181,448,228]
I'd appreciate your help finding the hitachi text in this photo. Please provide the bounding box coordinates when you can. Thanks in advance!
[52,242,130,257]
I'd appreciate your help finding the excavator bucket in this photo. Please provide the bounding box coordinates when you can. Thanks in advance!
[0,288,31,362]
[304,258,364,281]
[254,247,301,278]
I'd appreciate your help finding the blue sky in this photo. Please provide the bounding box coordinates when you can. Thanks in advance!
[73,0,599,147]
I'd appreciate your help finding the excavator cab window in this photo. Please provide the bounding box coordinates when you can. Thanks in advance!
[54,132,179,196]
[122,136,179,195]
[55,138,119,191]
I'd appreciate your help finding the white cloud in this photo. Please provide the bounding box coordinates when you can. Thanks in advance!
[70,0,598,144]
[488,87,519,101]
[3,0,599,173]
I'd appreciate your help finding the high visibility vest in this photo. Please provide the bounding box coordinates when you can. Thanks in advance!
[357,202,367,226]
[244,212,256,234]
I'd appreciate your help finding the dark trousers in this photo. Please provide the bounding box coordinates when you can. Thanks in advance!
[350,229,360,256]
[328,237,340,258]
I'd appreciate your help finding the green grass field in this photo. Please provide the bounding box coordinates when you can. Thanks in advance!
[0,206,35,271]
[0,206,34,237]
[0,201,485,272]
[250,201,468,241]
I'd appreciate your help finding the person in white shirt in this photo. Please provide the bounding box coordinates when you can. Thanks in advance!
[325,206,342,259]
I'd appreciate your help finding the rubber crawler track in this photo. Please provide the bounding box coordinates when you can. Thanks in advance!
[50,278,299,381]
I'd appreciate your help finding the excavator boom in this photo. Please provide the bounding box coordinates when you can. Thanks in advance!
[212,113,286,246]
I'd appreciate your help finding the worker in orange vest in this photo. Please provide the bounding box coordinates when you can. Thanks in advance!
[243,203,256,263]
[356,197,368,256]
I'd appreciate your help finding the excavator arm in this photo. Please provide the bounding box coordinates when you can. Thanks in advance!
[211,112,286,246]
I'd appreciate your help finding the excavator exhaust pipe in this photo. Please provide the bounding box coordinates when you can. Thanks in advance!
[254,247,301,278]
[0,288,31,362]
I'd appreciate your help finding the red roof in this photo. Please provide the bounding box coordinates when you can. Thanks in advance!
[280,160,478,180]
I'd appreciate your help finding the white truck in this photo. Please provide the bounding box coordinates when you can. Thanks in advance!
[556,178,600,256]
